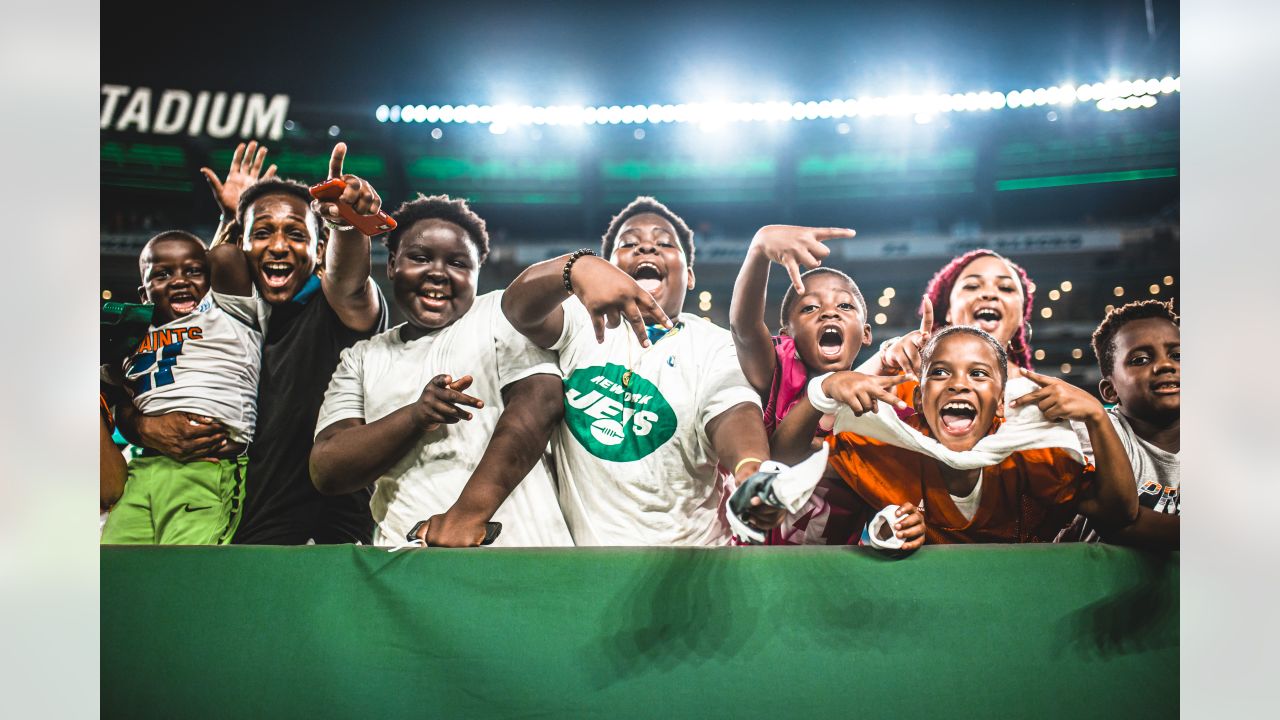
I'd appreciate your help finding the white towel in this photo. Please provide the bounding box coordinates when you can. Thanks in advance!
[831,376,1087,469]
[865,505,906,550]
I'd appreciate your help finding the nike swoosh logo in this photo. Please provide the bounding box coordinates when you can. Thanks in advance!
[183,504,213,512]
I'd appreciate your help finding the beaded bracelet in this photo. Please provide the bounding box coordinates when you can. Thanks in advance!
[562,249,596,294]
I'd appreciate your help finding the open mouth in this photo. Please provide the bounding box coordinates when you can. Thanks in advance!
[169,290,198,316]
[1151,380,1180,395]
[972,307,1002,333]
[632,262,664,294]
[937,400,978,435]
[818,326,844,358]
[261,262,295,289]
[417,288,452,312]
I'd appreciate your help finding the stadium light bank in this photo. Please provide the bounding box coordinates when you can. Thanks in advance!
[375,77,1179,127]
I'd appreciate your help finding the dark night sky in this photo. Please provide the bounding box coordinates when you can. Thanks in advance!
[104,0,1179,110]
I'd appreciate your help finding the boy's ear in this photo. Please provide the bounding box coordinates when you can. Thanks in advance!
[137,285,148,304]
[995,397,1005,419]
[912,385,923,415]
[1099,377,1119,405]
[861,323,873,347]
[385,249,396,281]
[686,267,696,290]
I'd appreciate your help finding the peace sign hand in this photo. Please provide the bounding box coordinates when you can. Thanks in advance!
[821,370,916,416]
[1008,369,1106,424]
[201,140,278,218]
[311,142,384,226]
[878,296,934,376]
[749,225,856,293]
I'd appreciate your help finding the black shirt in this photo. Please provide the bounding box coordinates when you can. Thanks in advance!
[233,279,387,544]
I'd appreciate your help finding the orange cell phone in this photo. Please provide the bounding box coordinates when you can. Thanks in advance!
[308,178,397,236]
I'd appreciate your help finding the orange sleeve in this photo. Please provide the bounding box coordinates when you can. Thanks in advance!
[893,378,918,406]
[1021,447,1093,508]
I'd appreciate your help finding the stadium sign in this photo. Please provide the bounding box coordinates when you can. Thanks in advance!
[100,85,290,140]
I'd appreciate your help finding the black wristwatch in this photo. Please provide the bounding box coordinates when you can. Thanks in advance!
[407,520,430,543]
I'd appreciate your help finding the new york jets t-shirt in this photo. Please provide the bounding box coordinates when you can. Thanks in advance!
[316,291,573,547]
[550,296,760,546]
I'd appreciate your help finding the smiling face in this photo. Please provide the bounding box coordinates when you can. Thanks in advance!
[918,332,1007,452]
[946,255,1025,347]
[241,193,321,305]
[784,273,872,373]
[608,212,693,320]
[1100,317,1180,425]
[387,218,480,338]
[138,236,210,325]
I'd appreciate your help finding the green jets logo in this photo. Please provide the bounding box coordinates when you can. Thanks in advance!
[563,363,677,461]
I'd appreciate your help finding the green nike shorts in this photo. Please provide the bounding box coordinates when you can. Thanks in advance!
[101,453,247,545]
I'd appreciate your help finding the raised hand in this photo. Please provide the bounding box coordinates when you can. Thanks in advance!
[749,225,856,293]
[1008,368,1107,423]
[200,141,277,218]
[879,296,934,376]
[822,371,915,416]
[413,374,484,431]
[566,255,672,346]
[312,142,384,227]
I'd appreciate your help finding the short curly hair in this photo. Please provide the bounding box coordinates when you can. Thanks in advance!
[600,196,695,267]
[778,267,867,330]
[385,194,490,262]
[235,178,322,232]
[922,249,1036,370]
[920,325,1009,385]
[1091,299,1179,377]
[138,230,206,279]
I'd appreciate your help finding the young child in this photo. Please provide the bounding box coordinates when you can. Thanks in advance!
[773,325,1145,545]
[101,231,264,545]
[730,224,909,545]
[1057,300,1179,547]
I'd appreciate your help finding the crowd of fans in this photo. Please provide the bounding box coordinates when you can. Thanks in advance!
[99,140,1179,551]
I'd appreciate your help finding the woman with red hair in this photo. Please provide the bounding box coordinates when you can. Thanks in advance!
[867,249,1037,380]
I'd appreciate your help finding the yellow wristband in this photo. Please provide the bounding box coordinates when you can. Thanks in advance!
[733,457,764,475]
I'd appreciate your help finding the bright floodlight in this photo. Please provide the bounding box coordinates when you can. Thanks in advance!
[375,105,390,122]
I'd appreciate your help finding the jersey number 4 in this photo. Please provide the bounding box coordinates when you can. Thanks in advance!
[126,341,184,394]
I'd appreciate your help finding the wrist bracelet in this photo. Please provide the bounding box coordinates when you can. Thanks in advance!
[324,218,356,232]
[562,249,596,294]
[733,457,764,475]
[807,372,839,414]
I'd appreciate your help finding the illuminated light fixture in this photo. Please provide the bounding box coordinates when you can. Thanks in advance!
[1113,286,1125,297]
[698,291,712,302]
[1060,280,1072,292]
[489,123,507,135]
[1034,349,1046,361]
[633,128,646,140]
[1060,363,1072,374]
[1105,304,1115,314]
[836,122,850,135]
[1163,275,1174,285]
[1149,284,1160,294]
[430,127,443,140]
[878,296,891,308]
[1048,289,1061,301]
[375,76,1179,126]
[883,287,896,299]
[1071,348,1083,359]
[101,290,112,300]
[1040,307,1053,319]
[874,312,887,325]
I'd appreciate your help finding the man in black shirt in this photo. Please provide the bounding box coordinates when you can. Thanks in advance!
[117,142,387,543]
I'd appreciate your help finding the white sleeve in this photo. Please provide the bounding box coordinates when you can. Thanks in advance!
[550,295,591,353]
[314,341,368,438]
[492,295,561,389]
[696,330,763,435]
[210,288,270,333]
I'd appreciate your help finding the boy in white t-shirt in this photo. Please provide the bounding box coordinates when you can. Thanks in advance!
[102,231,265,544]
[502,196,782,545]
[310,195,572,547]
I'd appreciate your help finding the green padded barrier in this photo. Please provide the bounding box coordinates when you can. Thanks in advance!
[101,543,1177,719]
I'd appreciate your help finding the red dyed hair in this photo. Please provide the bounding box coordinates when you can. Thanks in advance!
[920,249,1036,370]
